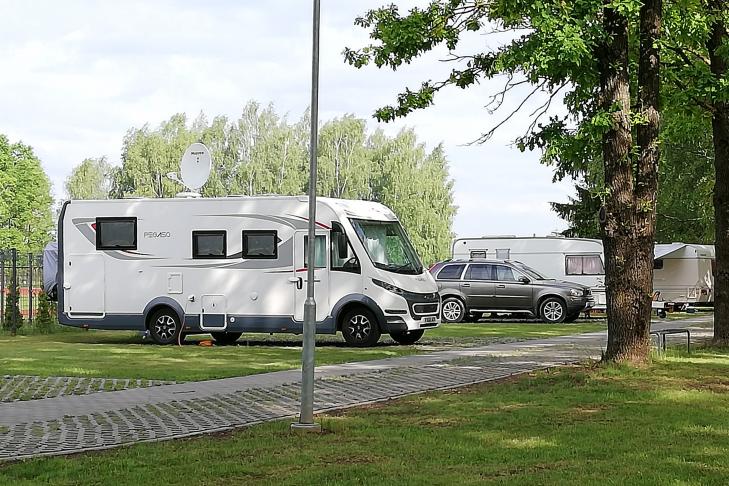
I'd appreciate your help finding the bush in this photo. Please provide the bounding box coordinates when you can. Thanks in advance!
[2,284,23,332]
[34,291,57,334]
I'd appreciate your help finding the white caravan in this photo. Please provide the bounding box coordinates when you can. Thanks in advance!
[54,196,440,346]
[452,236,607,309]
[653,243,714,304]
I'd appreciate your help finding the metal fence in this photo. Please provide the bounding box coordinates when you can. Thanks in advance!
[1,249,44,329]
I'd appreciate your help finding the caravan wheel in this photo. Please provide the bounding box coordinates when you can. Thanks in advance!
[211,332,242,345]
[149,308,181,345]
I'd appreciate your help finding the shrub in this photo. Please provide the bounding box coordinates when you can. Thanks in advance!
[34,291,57,334]
[2,284,23,332]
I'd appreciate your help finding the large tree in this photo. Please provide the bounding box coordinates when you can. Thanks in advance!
[345,0,662,362]
[0,134,54,252]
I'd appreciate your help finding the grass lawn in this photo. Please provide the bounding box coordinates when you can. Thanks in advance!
[2,347,727,485]
[0,322,604,381]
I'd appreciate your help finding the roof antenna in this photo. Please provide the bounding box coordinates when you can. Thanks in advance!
[167,143,211,198]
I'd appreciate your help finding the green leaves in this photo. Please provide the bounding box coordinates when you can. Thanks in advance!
[0,135,54,253]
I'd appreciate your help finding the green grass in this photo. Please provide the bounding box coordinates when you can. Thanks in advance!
[2,348,728,485]
[0,322,604,381]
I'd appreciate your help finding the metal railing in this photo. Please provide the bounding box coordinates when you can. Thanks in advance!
[0,249,45,332]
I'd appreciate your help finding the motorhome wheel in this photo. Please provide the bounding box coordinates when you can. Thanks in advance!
[390,329,424,345]
[341,307,381,347]
[211,332,242,345]
[148,308,182,345]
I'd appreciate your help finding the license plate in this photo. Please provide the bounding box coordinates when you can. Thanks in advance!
[422,316,437,324]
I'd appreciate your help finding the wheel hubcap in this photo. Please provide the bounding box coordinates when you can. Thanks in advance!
[544,302,563,321]
[154,315,177,340]
[442,301,462,321]
[348,315,371,341]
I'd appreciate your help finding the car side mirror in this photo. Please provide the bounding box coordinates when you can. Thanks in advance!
[519,276,530,284]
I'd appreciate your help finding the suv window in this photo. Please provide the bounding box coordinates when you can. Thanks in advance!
[495,265,516,281]
[465,264,494,280]
[437,264,465,280]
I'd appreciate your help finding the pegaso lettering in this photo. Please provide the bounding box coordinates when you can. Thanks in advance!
[144,231,171,238]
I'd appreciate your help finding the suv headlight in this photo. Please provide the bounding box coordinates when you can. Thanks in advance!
[569,288,583,297]
[372,279,405,295]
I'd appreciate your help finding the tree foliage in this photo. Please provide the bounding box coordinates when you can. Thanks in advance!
[0,134,54,252]
[65,157,113,200]
[67,103,456,265]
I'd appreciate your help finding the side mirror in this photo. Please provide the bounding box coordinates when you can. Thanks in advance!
[337,233,348,259]
[519,276,530,284]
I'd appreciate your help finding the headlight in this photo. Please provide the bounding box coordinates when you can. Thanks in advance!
[569,288,583,297]
[372,278,405,295]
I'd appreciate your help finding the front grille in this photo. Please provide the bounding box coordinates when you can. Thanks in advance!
[413,303,439,315]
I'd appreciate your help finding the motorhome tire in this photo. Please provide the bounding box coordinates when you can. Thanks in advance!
[539,297,566,323]
[211,332,242,345]
[389,329,424,345]
[441,297,465,323]
[148,308,182,345]
[341,307,381,347]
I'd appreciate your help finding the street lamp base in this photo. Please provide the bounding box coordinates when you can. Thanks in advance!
[290,422,322,433]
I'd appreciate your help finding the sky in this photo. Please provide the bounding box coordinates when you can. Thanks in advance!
[0,0,575,238]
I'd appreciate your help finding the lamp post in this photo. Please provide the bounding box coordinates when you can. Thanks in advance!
[291,0,322,433]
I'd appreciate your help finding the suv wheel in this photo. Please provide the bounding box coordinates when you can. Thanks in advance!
[442,297,465,323]
[539,297,567,323]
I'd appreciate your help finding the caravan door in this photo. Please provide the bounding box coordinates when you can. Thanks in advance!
[293,230,330,322]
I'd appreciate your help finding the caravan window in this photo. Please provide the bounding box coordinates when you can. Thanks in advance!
[193,231,226,259]
[495,249,510,260]
[566,255,605,275]
[242,231,278,259]
[470,250,487,259]
[96,217,137,250]
[654,259,664,270]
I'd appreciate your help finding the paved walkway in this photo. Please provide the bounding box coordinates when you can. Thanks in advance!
[0,316,713,462]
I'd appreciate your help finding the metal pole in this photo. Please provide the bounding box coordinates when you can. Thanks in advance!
[28,253,33,325]
[11,249,17,336]
[292,0,322,433]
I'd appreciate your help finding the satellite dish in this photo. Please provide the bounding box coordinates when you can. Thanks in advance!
[179,143,211,192]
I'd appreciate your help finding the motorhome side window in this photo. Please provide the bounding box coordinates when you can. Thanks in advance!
[242,231,277,259]
[96,217,137,250]
[330,222,360,273]
[565,255,605,275]
[304,235,327,268]
[654,259,664,270]
[192,231,226,259]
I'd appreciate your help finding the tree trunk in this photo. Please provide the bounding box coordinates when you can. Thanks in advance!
[599,3,657,363]
[707,0,729,344]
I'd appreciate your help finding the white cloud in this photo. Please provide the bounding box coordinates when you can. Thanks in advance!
[0,0,573,239]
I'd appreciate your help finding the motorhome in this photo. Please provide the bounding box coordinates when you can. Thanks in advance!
[49,196,441,346]
[653,243,714,305]
[452,236,607,309]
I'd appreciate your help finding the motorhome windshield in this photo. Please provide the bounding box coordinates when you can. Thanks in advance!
[350,219,423,275]
[513,262,548,280]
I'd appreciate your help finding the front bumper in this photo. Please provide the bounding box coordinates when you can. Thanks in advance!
[382,291,441,332]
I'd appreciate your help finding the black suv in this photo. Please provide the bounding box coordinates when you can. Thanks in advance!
[430,259,593,323]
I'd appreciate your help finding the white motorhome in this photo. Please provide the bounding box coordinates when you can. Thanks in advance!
[452,236,607,309]
[653,243,714,304]
[53,196,440,346]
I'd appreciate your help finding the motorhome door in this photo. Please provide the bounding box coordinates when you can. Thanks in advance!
[293,230,330,322]
[65,253,105,316]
